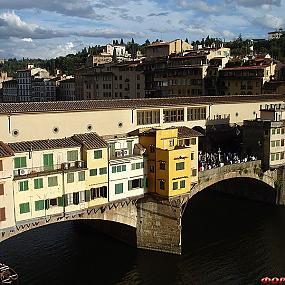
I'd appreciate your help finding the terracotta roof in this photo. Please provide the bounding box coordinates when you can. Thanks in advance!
[0,95,285,114]
[73,133,108,150]
[176,126,203,138]
[0,141,14,157]
[8,137,81,153]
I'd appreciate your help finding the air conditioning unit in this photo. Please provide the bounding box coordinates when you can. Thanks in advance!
[122,149,129,156]
[76,161,84,168]
[61,162,70,170]
[115,150,123,158]
[18,169,28,176]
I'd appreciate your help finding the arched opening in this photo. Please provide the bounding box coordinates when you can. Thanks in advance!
[181,177,280,284]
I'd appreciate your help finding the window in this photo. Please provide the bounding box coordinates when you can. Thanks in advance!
[35,200,45,211]
[19,181,29,192]
[112,166,117,173]
[150,145,155,153]
[191,138,196,145]
[277,128,281,135]
[169,139,174,147]
[129,179,141,190]
[0,184,3,196]
[187,107,207,121]
[0,160,3,171]
[99,168,107,175]
[271,141,275,148]
[163,108,184,123]
[67,173,74,183]
[34,178,43,189]
[180,180,186,189]
[78,171,85,181]
[191,153,195,160]
[160,180,165,190]
[67,150,78,162]
[150,165,155,173]
[122,165,126,171]
[73,193,80,205]
[173,182,178,190]
[48,176,58,187]
[90,169,97,176]
[94,150,102,159]
[272,129,276,135]
[137,110,160,125]
[0,208,5,221]
[115,183,123,194]
[131,164,135,170]
[176,162,185,171]
[14,157,27,169]
[43,154,54,171]
[192,169,197,176]
[271,154,276,161]
[20,202,30,214]
[160,162,166,170]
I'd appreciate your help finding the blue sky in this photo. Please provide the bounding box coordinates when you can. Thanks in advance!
[0,0,284,59]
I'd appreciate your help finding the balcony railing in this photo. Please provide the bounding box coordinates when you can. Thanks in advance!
[14,161,87,177]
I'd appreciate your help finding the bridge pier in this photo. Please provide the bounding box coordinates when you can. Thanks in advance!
[276,167,285,206]
[136,195,182,255]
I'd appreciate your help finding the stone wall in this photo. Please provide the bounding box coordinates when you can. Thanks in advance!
[136,195,182,255]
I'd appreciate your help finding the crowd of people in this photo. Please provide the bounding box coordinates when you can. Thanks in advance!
[198,150,257,172]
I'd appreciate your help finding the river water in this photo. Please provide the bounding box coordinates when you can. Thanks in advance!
[1,182,285,285]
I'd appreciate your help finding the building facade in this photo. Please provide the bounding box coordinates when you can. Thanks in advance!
[58,78,76,101]
[2,79,17,102]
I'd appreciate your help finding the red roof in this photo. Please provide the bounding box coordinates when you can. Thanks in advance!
[222,65,268,71]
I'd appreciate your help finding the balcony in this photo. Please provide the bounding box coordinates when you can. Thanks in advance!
[14,161,87,178]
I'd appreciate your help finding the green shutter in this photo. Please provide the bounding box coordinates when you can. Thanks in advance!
[117,165,122,172]
[112,166,117,173]
[140,178,144,188]
[35,200,45,211]
[48,176,58,187]
[20,202,30,214]
[115,183,123,194]
[78,171,85,181]
[109,143,116,158]
[99,168,107,175]
[131,164,135,170]
[122,165,126,171]
[85,190,91,202]
[67,173,74,183]
[43,154,54,171]
[128,180,132,190]
[127,141,133,155]
[90,169,97,176]
[94,150,102,159]
[14,157,27,169]
[136,163,141,169]
[45,200,50,210]
[58,197,64,207]
[176,162,185,171]
[19,181,28,191]
[63,194,68,206]
[34,178,43,189]
[67,150,78,162]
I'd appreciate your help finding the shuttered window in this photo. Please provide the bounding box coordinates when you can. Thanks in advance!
[173,182,179,190]
[176,162,185,171]
[78,171,85,181]
[19,181,29,191]
[94,150,102,159]
[35,200,45,211]
[14,157,27,169]
[115,183,123,194]
[180,180,186,189]
[48,176,58,187]
[43,154,54,171]
[0,208,6,221]
[67,150,78,162]
[99,168,107,175]
[0,184,4,196]
[85,190,91,202]
[90,169,97,176]
[57,197,64,207]
[0,160,3,171]
[34,178,43,189]
[67,173,74,183]
[20,202,30,214]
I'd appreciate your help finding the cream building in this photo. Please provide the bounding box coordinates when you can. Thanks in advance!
[0,95,285,144]
[106,135,147,202]
[0,143,15,230]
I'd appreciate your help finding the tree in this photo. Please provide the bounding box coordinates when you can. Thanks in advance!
[120,38,124,45]
[145,39,150,45]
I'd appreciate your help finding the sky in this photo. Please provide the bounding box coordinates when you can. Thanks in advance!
[0,0,284,59]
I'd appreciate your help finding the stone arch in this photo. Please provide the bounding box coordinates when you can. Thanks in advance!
[0,201,138,243]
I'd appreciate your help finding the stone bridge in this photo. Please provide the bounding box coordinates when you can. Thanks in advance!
[1,161,284,255]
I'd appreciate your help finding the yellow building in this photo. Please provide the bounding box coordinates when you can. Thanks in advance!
[7,133,108,223]
[146,39,192,58]
[135,127,201,197]
[219,64,276,95]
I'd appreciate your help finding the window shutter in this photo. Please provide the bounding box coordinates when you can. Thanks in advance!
[0,208,6,221]
[0,184,4,196]
[85,190,91,202]
[63,194,68,206]
[128,180,132,190]
[45,200,50,210]
[58,197,64,207]
[0,160,3,171]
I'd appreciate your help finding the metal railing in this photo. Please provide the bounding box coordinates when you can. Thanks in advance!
[14,161,87,177]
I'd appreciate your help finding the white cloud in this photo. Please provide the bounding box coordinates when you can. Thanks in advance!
[253,14,283,29]
[176,0,217,12]
[22,37,33,42]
